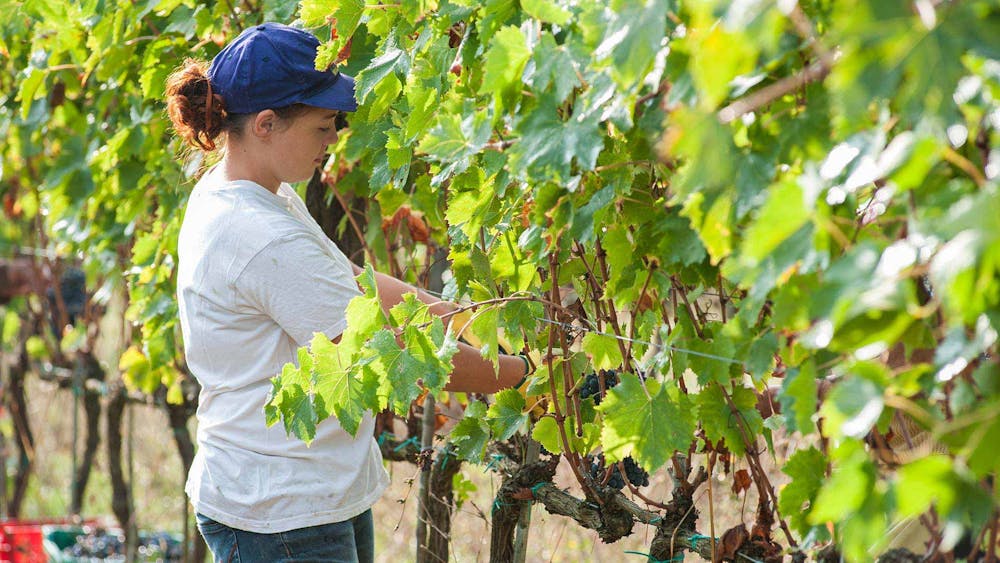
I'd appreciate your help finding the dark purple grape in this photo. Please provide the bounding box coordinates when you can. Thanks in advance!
[579,370,620,405]
[588,454,648,490]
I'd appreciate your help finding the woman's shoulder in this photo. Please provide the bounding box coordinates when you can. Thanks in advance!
[180,183,317,270]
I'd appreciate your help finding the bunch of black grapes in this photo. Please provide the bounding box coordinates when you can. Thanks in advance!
[589,454,649,490]
[579,369,620,405]
[64,529,125,559]
[62,528,183,561]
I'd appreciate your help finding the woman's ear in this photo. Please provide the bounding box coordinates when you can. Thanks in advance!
[251,109,277,139]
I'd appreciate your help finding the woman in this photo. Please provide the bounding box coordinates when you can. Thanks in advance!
[165,23,529,563]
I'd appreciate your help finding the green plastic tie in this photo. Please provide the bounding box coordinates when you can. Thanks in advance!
[624,550,683,563]
[393,435,420,452]
[437,447,454,470]
[484,453,505,471]
[376,431,394,446]
[529,482,546,499]
[688,534,711,550]
[491,498,512,515]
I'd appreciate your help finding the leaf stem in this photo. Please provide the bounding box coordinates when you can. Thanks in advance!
[329,185,378,265]
[718,57,833,124]
[942,146,987,187]
[593,236,634,373]
[671,277,704,339]
[625,265,656,363]
[717,384,797,547]
[546,253,596,500]
[619,460,669,510]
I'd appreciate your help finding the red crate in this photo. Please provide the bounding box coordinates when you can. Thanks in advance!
[0,521,47,563]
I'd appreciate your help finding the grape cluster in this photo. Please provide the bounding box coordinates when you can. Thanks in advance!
[61,529,183,561]
[138,532,184,561]
[579,370,620,405]
[64,529,125,560]
[589,454,649,490]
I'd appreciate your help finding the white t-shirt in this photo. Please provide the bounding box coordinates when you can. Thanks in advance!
[176,166,389,533]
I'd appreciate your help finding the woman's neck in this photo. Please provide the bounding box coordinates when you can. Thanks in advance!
[219,147,280,194]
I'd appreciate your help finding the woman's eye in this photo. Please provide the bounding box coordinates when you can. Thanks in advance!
[319,127,331,132]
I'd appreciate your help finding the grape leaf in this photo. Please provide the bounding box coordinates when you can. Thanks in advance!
[479,25,531,97]
[596,0,669,90]
[509,94,603,182]
[779,362,818,435]
[451,401,491,461]
[532,416,563,455]
[696,384,762,455]
[521,0,570,25]
[487,389,528,441]
[779,446,826,534]
[599,375,694,472]
[581,333,623,371]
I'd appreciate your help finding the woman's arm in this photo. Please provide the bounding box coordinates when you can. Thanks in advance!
[353,263,457,318]
[351,264,528,393]
[447,344,527,393]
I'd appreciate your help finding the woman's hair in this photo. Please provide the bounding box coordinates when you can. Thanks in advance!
[165,59,313,151]
[166,59,230,151]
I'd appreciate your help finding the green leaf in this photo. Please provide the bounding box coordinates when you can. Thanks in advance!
[343,290,386,352]
[686,18,757,108]
[809,443,874,525]
[779,363,818,435]
[696,384,762,455]
[118,345,153,392]
[16,67,45,120]
[487,389,528,441]
[596,0,669,90]
[278,382,318,444]
[403,83,438,141]
[532,416,563,454]
[490,231,537,292]
[356,40,408,104]
[418,108,492,166]
[599,375,694,472]
[1,310,21,348]
[25,336,47,359]
[367,329,422,414]
[779,446,827,535]
[521,0,570,25]
[166,378,184,405]
[451,401,491,461]
[895,455,956,519]
[470,307,500,367]
[740,179,810,265]
[746,331,777,383]
[509,94,604,182]
[581,333,623,371]
[819,375,885,440]
[703,193,735,265]
[479,25,531,96]
[301,0,364,35]
[311,335,369,437]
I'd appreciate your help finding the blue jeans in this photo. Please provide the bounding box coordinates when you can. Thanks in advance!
[196,510,374,563]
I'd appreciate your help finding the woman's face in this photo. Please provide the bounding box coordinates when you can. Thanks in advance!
[268,106,340,184]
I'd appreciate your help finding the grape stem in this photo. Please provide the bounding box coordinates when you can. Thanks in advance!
[545,252,598,502]
[718,384,798,548]
[618,460,668,510]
